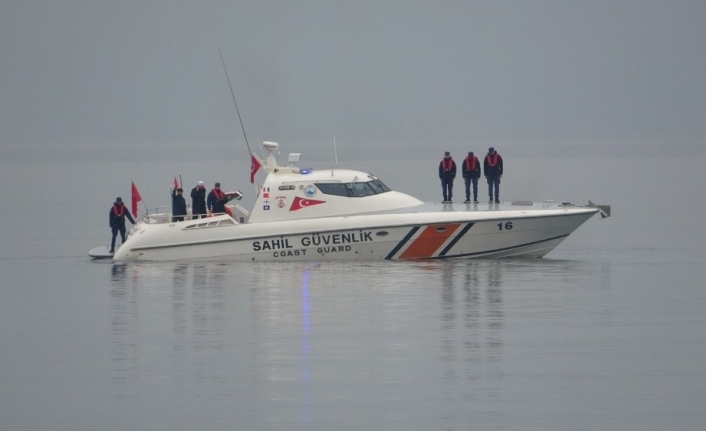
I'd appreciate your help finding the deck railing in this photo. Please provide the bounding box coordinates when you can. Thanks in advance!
[139,203,251,224]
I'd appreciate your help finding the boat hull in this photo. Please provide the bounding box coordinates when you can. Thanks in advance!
[113,207,598,262]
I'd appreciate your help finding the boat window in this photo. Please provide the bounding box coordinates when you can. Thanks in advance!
[348,182,376,197]
[316,179,391,197]
[315,183,349,196]
[183,219,237,229]
[369,179,390,193]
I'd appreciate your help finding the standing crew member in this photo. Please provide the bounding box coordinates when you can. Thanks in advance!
[109,197,135,254]
[207,182,228,215]
[171,187,187,222]
[484,147,503,203]
[191,180,207,219]
[438,151,457,203]
[462,151,481,203]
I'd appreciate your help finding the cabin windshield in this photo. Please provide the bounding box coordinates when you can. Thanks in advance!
[315,179,391,197]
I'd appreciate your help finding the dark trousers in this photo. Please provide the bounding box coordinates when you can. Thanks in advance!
[111,225,126,251]
[464,177,478,201]
[441,178,454,201]
[172,215,185,222]
[487,177,500,201]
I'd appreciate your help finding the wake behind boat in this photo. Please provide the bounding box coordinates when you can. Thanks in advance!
[106,142,609,262]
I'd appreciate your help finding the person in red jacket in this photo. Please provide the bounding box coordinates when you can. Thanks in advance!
[109,197,135,253]
[483,147,503,203]
[207,182,228,215]
[461,151,481,203]
[438,151,457,203]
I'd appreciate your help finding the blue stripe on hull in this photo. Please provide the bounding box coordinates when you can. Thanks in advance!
[427,234,570,259]
[439,222,474,256]
[384,226,420,260]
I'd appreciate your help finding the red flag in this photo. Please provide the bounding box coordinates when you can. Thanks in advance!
[250,155,261,184]
[131,181,142,217]
[173,176,179,190]
[289,196,326,211]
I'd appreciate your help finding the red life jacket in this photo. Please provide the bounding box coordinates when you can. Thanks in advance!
[112,204,125,217]
[464,156,478,171]
[211,188,225,201]
[441,158,453,171]
[486,153,499,167]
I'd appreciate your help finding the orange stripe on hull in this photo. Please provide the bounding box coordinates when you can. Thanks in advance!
[399,223,462,259]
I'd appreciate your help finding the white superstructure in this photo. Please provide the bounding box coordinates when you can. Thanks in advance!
[110,142,608,262]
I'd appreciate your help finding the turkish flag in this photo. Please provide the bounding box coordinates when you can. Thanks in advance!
[131,181,142,217]
[289,196,326,211]
[250,155,261,184]
[173,176,179,190]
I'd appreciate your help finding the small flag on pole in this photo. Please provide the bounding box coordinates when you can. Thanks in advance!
[250,155,261,184]
[131,181,142,217]
[173,176,179,190]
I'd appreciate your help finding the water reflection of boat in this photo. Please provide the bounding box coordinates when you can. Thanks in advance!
[112,141,609,262]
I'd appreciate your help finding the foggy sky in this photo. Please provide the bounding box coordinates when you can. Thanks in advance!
[1,1,705,159]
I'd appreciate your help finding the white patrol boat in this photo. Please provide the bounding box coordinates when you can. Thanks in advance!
[110,141,609,262]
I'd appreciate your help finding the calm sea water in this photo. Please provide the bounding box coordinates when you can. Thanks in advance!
[1,148,705,430]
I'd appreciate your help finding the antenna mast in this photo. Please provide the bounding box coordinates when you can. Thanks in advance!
[219,50,252,156]
[334,133,338,167]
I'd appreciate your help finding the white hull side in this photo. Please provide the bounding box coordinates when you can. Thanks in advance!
[113,208,597,262]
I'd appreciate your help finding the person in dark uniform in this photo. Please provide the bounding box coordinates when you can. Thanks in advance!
[171,187,187,222]
[190,180,207,219]
[438,151,456,203]
[484,147,503,203]
[462,151,481,203]
[207,182,228,215]
[109,197,135,253]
